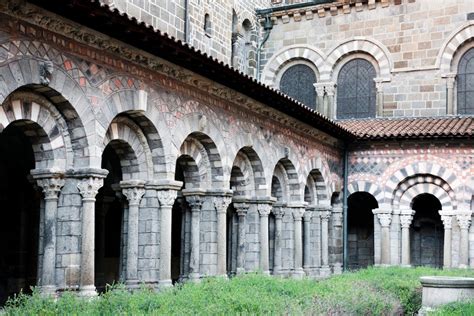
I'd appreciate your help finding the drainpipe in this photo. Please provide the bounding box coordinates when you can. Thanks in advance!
[184,0,189,42]
[342,142,349,271]
[256,10,273,81]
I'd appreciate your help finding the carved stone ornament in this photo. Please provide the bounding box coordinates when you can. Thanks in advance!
[122,186,146,206]
[257,203,272,216]
[292,208,305,220]
[320,210,332,221]
[377,213,392,227]
[37,177,65,200]
[213,196,232,213]
[77,177,104,201]
[441,215,453,229]
[39,60,53,85]
[157,189,178,207]
[457,214,472,230]
[399,215,413,228]
[272,206,285,219]
[186,195,203,212]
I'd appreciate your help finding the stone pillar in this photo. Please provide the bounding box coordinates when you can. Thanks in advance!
[314,83,326,115]
[440,213,453,269]
[399,211,414,267]
[76,170,108,297]
[444,73,457,115]
[331,205,343,274]
[320,210,331,276]
[183,190,205,282]
[303,209,312,275]
[325,82,336,119]
[155,181,182,287]
[291,205,305,278]
[121,180,146,290]
[258,202,273,275]
[374,77,384,117]
[272,205,285,275]
[233,199,249,274]
[457,212,471,268]
[374,209,392,266]
[32,170,65,296]
[213,193,232,277]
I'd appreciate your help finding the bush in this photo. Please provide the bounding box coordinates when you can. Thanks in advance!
[3,267,474,315]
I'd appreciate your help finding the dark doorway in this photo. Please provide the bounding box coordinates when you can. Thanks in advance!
[347,192,377,269]
[171,162,185,283]
[95,144,124,292]
[226,205,237,276]
[410,193,444,268]
[0,124,39,305]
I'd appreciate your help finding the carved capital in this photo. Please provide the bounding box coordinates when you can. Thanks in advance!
[457,214,471,230]
[77,177,103,201]
[324,82,336,96]
[36,177,65,200]
[399,215,413,229]
[441,215,453,229]
[313,82,326,96]
[377,213,392,227]
[303,210,313,221]
[332,211,343,227]
[291,207,305,220]
[272,206,285,219]
[234,202,249,216]
[157,189,178,207]
[257,203,272,217]
[320,210,331,221]
[213,195,232,214]
[186,195,203,213]
[122,186,146,206]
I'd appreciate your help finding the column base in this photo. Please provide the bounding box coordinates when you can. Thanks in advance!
[459,264,468,269]
[78,285,97,298]
[39,285,57,297]
[188,273,201,283]
[319,266,331,277]
[332,263,342,275]
[400,264,412,268]
[158,279,173,288]
[125,279,140,291]
[236,267,246,275]
[292,268,305,279]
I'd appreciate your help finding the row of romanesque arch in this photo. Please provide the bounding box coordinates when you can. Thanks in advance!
[261,22,474,88]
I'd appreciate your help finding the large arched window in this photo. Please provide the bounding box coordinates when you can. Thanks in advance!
[337,58,376,119]
[279,64,317,109]
[457,48,474,115]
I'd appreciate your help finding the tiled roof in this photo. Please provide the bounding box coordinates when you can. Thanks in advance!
[338,116,473,140]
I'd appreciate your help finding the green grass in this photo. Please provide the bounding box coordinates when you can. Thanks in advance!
[3,266,474,315]
[430,301,474,316]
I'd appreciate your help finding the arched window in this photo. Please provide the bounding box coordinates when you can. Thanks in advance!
[279,64,317,109]
[204,14,211,35]
[337,58,376,119]
[457,48,474,115]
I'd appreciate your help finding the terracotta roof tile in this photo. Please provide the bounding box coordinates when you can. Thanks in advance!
[339,116,473,140]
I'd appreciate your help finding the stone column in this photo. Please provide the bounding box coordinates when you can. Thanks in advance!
[258,202,273,275]
[233,199,249,274]
[320,210,331,276]
[303,209,312,275]
[399,211,414,267]
[183,190,205,282]
[325,82,336,119]
[155,181,182,287]
[213,193,232,277]
[374,77,384,117]
[374,209,392,266]
[121,180,146,290]
[76,170,108,297]
[444,73,457,115]
[457,212,471,268]
[291,206,305,278]
[32,170,65,296]
[314,83,326,114]
[272,205,285,275]
[440,213,453,269]
[331,205,343,274]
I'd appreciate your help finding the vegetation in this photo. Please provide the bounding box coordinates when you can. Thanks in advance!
[430,301,474,316]
[3,267,474,315]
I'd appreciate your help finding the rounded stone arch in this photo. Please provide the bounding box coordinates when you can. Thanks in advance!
[303,156,334,200]
[0,90,73,170]
[437,21,474,73]
[230,146,266,197]
[178,132,224,190]
[261,44,325,87]
[170,112,229,185]
[393,175,456,212]
[324,38,392,81]
[271,158,301,203]
[347,180,385,206]
[0,58,94,167]
[271,163,288,203]
[102,115,154,181]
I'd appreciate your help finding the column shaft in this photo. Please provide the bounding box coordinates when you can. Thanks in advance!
[41,197,59,293]
[303,212,312,273]
[293,218,303,275]
[273,212,283,274]
[190,209,201,280]
[401,227,410,266]
[259,214,270,274]
[237,211,246,273]
[126,203,140,285]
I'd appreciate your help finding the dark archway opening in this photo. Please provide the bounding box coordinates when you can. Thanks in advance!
[0,124,39,305]
[95,144,124,292]
[410,193,444,268]
[171,161,186,283]
[347,192,377,269]
[226,204,237,276]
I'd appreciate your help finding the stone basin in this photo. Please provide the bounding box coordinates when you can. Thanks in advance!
[420,276,474,308]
